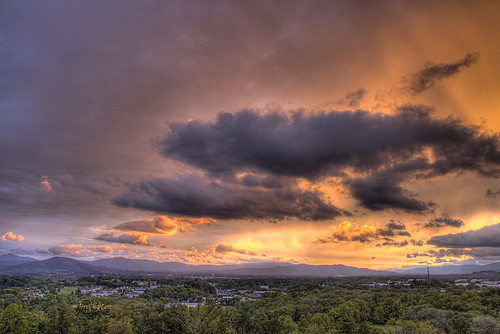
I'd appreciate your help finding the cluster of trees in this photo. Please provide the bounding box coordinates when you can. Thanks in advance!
[1,276,500,333]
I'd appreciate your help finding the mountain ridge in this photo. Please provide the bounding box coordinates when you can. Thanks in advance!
[0,256,392,277]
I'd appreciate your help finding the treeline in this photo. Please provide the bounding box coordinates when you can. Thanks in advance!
[1,276,500,333]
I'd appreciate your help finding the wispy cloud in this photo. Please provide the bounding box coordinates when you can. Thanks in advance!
[402,53,479,95]
[213,243,257,256]
[95,232,150,246]
[49,244,83,256]
[114,216,178,235]
[49,244,115,256]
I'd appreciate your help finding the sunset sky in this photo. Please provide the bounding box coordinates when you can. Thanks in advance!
[2,0,500,270]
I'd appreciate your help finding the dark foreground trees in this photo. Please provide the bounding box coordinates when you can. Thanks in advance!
[1,276,500,333]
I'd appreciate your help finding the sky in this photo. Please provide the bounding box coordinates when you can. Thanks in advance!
[2,0,500,270]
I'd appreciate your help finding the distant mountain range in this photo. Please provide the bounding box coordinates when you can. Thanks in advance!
[0,253,37,267]
[1,253,499,277]
[91,257,394,277]
[0,254,392,277]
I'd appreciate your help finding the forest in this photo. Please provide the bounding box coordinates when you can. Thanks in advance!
[1,275,500,334]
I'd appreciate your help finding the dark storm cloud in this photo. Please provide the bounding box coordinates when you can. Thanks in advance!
[347,176,433,213]
[425,215,464,228]
[427,223,500,248]
[159,106,500,179]
[403,53,480,95]
[95,233,149,246]
[122,104,500,215]
[239,174,290,189]
[113,175,345,220]
[156,107,500,210]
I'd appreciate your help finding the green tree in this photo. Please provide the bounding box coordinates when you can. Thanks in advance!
[399,320,438,334]
[108,299,133,334]
[402,305,453,333]
[328,298,369,333]
[384,320,438,334]
[277,315,299,334]
[0,303,28,334]
[46,300,77,334]
[451,312,473,334]
[166,304,233,334]
[302,313,338,334]
[132,307,166,334]
[468,315,500,334]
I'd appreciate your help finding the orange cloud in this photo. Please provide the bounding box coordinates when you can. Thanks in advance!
[175,217,215,232]
[316,221,412,248]
[40,176,52,191]
[333,221,377,242]
[319,221,377,243]
[178,224,195,233]
[89,246,114,254]
[1,232,24,241]
[135,234,149,245]
[50,244,83,256]
[118,244,128,254]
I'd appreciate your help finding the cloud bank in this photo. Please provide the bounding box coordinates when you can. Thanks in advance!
[116,103,500,217]
[157,106,500,179]
[427,223,500,248]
